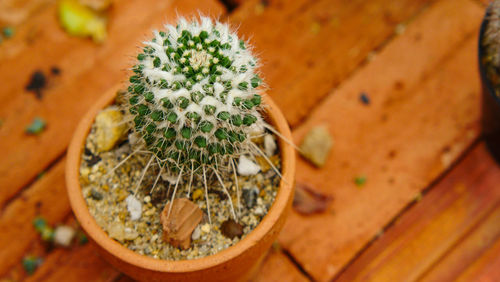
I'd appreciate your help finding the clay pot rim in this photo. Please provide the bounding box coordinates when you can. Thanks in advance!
[65,85,296,273]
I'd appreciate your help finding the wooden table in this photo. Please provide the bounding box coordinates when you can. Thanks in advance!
[1,0,499,281]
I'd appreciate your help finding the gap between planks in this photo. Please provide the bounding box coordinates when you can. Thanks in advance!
[0,0,433,211]
[334,143,500,281]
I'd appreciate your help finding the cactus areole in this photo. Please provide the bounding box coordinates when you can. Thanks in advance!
[121,17,266,177]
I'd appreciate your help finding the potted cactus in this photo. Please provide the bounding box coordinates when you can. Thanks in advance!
[66,17,295,281]
[480,0,500,161]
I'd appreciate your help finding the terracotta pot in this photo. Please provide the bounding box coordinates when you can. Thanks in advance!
[478,5,500,163]
[65,85,296,281]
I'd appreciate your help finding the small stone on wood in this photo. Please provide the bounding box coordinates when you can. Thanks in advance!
[160,198,203,250]
[299,125,333,168]
[54,225,76,247]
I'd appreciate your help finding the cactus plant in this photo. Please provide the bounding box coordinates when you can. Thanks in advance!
[118,17,276,210]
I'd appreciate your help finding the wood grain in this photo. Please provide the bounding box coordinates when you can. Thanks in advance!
[334,143,500,281]
[26,244,120,282]
[0,160,68,277]
[423,197,500,281]
[278,0,483,280]
[0,0,495,280]
[230,0,433,126]
[253,248,309,282]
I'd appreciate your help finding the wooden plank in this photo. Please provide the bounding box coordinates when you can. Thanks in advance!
[422,197,500,281]
[456,238,500,282]
[0,0,225,209]
[253,248,309,282]
[335,143,500,281]
[19,230,306,281]
[230,0,433,126]
[0,160,69,277]
[0,0,430,218]
[25,244,120,282]
[276,0,483,280]
[0,0,54,27]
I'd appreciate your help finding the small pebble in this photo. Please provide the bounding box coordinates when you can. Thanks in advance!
[299,126,333,168]
[242,187,259,209]
[191,225,201,240]
[54,225,76,247]
[108,221,125,241]
[126,195,142,220]
[237,155,261,176]
[192,189,203,201]
[220,219,244,239]
[264,134,277,157]
[201,223,211,233]
[90,188,103,200]
[254,207,265,216]
[25,117,47,135]
[144,195,151,203]
[124,227,139,240]
[94,108,128,152]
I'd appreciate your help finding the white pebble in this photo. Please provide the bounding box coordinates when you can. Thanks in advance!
[237,156,261,176]
[264,134,277,157]
[54,225,76,247]
[254,207,265,216]
[201,223,211,233]
[144,195,151,203]
[191,225,201,240]
[126,195,142,220]
[108,221,125,241]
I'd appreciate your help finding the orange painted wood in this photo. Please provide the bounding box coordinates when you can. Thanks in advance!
[25,244,120,282]
[0,0,54,26]
[0,160,69,277]
[253,248,309,282]
[334,143,500,281]
[0,0,495,281]
[0,0,431,213]
[456,237,500,282]
[422,198,500,281]
[278,0,483,280]
[0,0,225,210]
[230,0,432,127]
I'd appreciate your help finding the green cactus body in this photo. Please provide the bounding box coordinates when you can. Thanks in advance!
[122,17,265,176]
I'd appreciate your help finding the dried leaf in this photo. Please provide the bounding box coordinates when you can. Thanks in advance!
[293,182,332,215]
